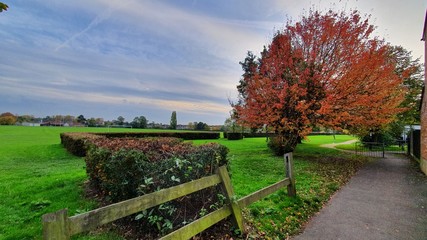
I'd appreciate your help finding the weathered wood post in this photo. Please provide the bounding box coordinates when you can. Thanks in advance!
[42,209,69,240]
[217,166,245,234]
[284,152,296,197]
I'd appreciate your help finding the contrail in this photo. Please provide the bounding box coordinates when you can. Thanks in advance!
[55,7,113,52]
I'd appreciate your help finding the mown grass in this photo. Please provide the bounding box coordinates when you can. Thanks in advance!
[0,127,368,239]
[0,126,152,240]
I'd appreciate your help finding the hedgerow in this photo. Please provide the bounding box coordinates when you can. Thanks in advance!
[84,137,230,238]
[60,132,104,157]
[60,131,220,157]
[96,131,220,140]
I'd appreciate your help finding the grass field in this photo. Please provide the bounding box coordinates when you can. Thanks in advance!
[0,126,367,239]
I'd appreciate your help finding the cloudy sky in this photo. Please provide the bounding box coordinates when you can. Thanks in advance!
[1,0,426,125]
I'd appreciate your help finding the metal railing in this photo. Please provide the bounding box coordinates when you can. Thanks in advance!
[355,141,407,158]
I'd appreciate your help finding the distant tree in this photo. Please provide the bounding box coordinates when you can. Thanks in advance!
[76,115,86,125]
[187,122,194,130]
[0,2,8,12]
[195,122,209,130]
[224,117,242,133]
[117,116,125,126]
[16,115,35,123]
[131,116,148,129]
[95,118,104,126]
[87,118,97,127]
[63,115,75,125]
[0,112,16,125]
[43,116,52,123]
[169,111,177,129]
[53,115,63,123]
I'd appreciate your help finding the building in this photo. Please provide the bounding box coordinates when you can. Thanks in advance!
[421,9,427,175]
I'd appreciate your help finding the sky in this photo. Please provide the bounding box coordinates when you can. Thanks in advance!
[1,0,426,125]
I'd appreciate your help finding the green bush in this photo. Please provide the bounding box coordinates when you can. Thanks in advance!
[360,132,395,146]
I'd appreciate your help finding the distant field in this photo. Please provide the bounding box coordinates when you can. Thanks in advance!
[0,126,365,239]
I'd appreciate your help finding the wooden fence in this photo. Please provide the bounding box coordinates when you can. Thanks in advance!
[42,153,295,239]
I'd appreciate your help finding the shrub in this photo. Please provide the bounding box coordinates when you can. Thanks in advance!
[84,137,229,237]
[60,132,221,157]
[267,135,297,156]
[243,132,270,138]
[60,132,104,157]
[97,132,220,140]
[227,132,243,140]
[360,131,395,146]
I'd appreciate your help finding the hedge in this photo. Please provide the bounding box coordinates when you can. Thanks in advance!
[60,131,220,157]
[227,132,243,140]
[60,132,104,157]
[96,131,220,140]
[85,137,229,237]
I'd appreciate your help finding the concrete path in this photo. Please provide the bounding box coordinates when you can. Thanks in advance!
[320,139,357,149]
[293,154,427,240]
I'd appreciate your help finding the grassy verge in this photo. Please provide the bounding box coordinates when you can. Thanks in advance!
[0,127,368,239]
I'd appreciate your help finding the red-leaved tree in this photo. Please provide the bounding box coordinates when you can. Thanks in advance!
[233,9,406,154]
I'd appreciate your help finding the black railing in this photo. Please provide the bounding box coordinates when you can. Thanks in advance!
[355,141,407,158]
[355,142,385,158]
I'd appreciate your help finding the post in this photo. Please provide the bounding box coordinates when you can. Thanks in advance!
[42,209,69,240]
[217,166,245,234]
[284,152,296,197]
[382,142,385,158]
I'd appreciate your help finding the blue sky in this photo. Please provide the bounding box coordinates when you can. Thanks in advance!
[1,0,426,125]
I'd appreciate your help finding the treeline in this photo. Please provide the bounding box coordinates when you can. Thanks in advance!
[0,112,216,131]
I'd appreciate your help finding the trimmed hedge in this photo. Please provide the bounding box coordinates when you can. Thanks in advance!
[96,131,220,140]
[60,131,220,157]
[243,132,270,138]
[60,132,104,157]
[85,137,229,237]
[227,132,243,140]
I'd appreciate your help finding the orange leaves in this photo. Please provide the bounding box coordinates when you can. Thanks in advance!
[234,9,406,147]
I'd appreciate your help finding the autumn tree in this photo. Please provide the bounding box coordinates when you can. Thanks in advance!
[0,112,17,125]
[366,46,424,141]
[233,9,405,154]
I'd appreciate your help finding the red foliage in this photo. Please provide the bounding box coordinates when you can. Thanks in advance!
[234,9,405,151]
[91,137,196,162]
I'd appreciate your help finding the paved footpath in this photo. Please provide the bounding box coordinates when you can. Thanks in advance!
[293,154,427,240]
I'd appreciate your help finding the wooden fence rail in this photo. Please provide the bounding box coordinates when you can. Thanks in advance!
[42,153,295,239]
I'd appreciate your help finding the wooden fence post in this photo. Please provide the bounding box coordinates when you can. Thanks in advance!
[42,209,69,240]
[217,166,245,234]
[284,152,296,197]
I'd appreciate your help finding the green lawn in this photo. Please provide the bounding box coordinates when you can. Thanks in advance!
[0,126,154,240]
[0,127,367,239]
